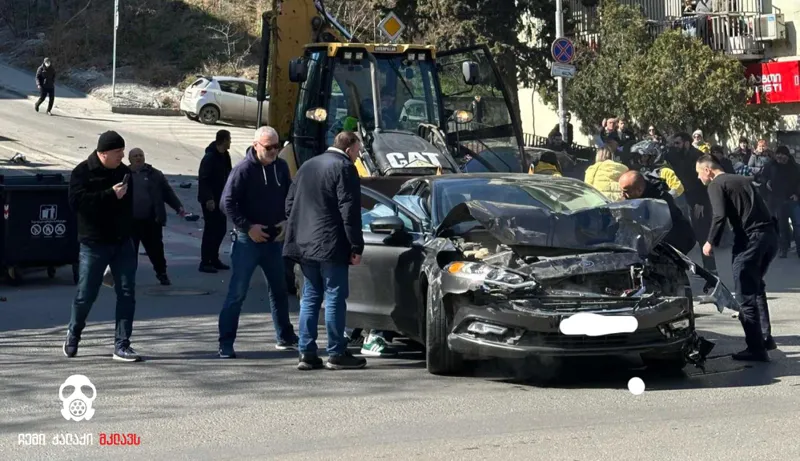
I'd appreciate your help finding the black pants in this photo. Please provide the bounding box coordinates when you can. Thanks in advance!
[732,229,778,352]
[772,200,800,255]
[201,207,227,264]
[35,87,54,112]
[131,219,167,275]
[689,200,718,272]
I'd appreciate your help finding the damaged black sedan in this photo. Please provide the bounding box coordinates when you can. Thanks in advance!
[346,173,736,376]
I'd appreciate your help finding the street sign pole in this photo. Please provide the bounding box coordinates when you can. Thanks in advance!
[112,0,119,99]
[555,0,566,141]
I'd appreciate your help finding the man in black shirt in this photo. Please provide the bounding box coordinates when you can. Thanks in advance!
[696,155,778,361]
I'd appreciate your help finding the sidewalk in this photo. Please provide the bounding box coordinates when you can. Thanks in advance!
[0,60,110,115]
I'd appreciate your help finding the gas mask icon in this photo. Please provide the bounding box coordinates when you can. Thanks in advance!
[59,375,96,421]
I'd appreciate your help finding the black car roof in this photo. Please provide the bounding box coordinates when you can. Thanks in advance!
[425,172,583,185]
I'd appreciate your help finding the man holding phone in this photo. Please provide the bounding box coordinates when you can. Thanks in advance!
[216,126,299,358]
[64,131,141,362]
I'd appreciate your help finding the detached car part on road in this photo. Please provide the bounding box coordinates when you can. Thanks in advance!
[337,174,736,377]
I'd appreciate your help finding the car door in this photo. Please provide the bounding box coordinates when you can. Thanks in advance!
[347,186,428,341]
[216,81,246,121]
[243,82,268,124]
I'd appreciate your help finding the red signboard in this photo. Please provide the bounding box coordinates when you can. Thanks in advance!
[745,60,800,104]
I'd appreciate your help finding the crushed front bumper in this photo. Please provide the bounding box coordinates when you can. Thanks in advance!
[446,294,696,360]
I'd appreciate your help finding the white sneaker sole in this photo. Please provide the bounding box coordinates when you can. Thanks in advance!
[360,348,395,357]
[112,353,142,362]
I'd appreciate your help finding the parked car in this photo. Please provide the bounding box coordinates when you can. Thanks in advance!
[308,173,735,377]
[180,76,268,125]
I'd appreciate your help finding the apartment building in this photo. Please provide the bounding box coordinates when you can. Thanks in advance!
[519,0,799,150]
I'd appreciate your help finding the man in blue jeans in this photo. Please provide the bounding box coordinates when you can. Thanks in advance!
[217,126,298,358]
[284,131,366,370]
[64,131,141,362]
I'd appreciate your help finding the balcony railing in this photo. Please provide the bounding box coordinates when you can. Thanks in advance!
[565,0,767,60]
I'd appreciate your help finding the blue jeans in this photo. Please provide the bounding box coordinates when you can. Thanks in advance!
[218,232,296,347]
[298,260,349,356]
[68,239,138,349]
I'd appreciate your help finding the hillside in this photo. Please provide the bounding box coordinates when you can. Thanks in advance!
[0,0,269,108]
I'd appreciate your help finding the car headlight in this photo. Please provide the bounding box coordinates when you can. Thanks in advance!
[444,261,536,289]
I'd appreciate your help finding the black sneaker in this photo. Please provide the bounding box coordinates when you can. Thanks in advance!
[732,348,770,362]
[63,332,79,358]
[213,260,230,271]
[765,337,777,351]
[326,350,367,370]
[198,263,218,273]
[156,273,171,286]
[113,346,142,362]
[218,344,236,359]
[276,338,299,351]
[297,353,323,370]
[34,104,39,112]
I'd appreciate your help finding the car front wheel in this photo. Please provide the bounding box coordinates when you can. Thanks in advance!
[199,105,220,125]
[425,287,463,375]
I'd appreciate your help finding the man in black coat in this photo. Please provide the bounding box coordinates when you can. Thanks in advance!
[197,130,233,273]
[666,132,717,273]
[64,131,141,362]
[34,57,56,115]
[128,148,185,285]
[619,170,696,255]
[284,131,366,371]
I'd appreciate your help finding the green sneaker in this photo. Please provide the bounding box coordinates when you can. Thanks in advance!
[360,334,396,357]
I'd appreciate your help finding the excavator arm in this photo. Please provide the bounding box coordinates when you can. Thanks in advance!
[265,0,345,142]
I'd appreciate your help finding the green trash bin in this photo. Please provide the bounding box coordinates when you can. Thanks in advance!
[0,173,79,285]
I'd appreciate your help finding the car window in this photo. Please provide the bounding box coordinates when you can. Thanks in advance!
[243,83,259,98]
[218,81,240,94]
[435,178,609,223]
[360,191,416,232]
[189,78,209,89]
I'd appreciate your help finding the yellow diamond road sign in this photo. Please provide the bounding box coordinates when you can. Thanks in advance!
[379,12,405,42]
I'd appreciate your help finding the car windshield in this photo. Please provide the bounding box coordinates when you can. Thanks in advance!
[434,177,610,226]
[328,54,440,135]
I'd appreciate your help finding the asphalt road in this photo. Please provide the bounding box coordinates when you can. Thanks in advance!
[1,90,800,460]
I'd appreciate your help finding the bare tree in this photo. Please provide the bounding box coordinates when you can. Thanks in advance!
[329,0,381,41]
[205,22,257,73]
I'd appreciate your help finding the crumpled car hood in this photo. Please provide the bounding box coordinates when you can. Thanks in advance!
[435,199,673,256]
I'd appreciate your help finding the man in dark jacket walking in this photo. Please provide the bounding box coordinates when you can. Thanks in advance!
[198,130,233,273]
[284,131,366,371]
[761,146,800,258]
[34,57,56,115]
[216,126,299,358]
[64,131,141,362]
[619,170,696,255]
[128,148,185,285]
[667,132,717,273]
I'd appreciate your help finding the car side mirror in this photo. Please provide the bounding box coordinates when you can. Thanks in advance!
[462,61,479,85]
[370,215,406,234]
[289,58,307,83]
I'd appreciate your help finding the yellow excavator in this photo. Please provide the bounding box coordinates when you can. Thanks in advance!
[262,0,527,193]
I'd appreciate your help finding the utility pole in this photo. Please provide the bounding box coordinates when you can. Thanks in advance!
[555,0,567,140]
[112,0,119,98]
[256,11,270,129]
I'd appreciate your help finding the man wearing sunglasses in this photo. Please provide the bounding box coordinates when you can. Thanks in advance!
[216,126,299,359]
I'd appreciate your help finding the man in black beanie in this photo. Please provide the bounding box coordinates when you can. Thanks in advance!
[64,130,141,362]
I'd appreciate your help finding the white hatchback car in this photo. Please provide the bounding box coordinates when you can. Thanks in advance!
[180,76,268,125]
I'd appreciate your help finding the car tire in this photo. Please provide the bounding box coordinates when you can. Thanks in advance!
[185,112,199,121]
[199,105,220,125]
[425,287,463,375]
[642,353,687,374]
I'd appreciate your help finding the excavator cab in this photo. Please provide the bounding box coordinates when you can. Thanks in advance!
[280,42,526,180]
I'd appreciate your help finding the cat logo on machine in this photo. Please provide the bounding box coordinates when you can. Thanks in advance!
[386,152,442,169]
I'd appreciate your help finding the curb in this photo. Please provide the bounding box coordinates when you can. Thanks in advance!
[111,106,181,116]
[0,84,31,99]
